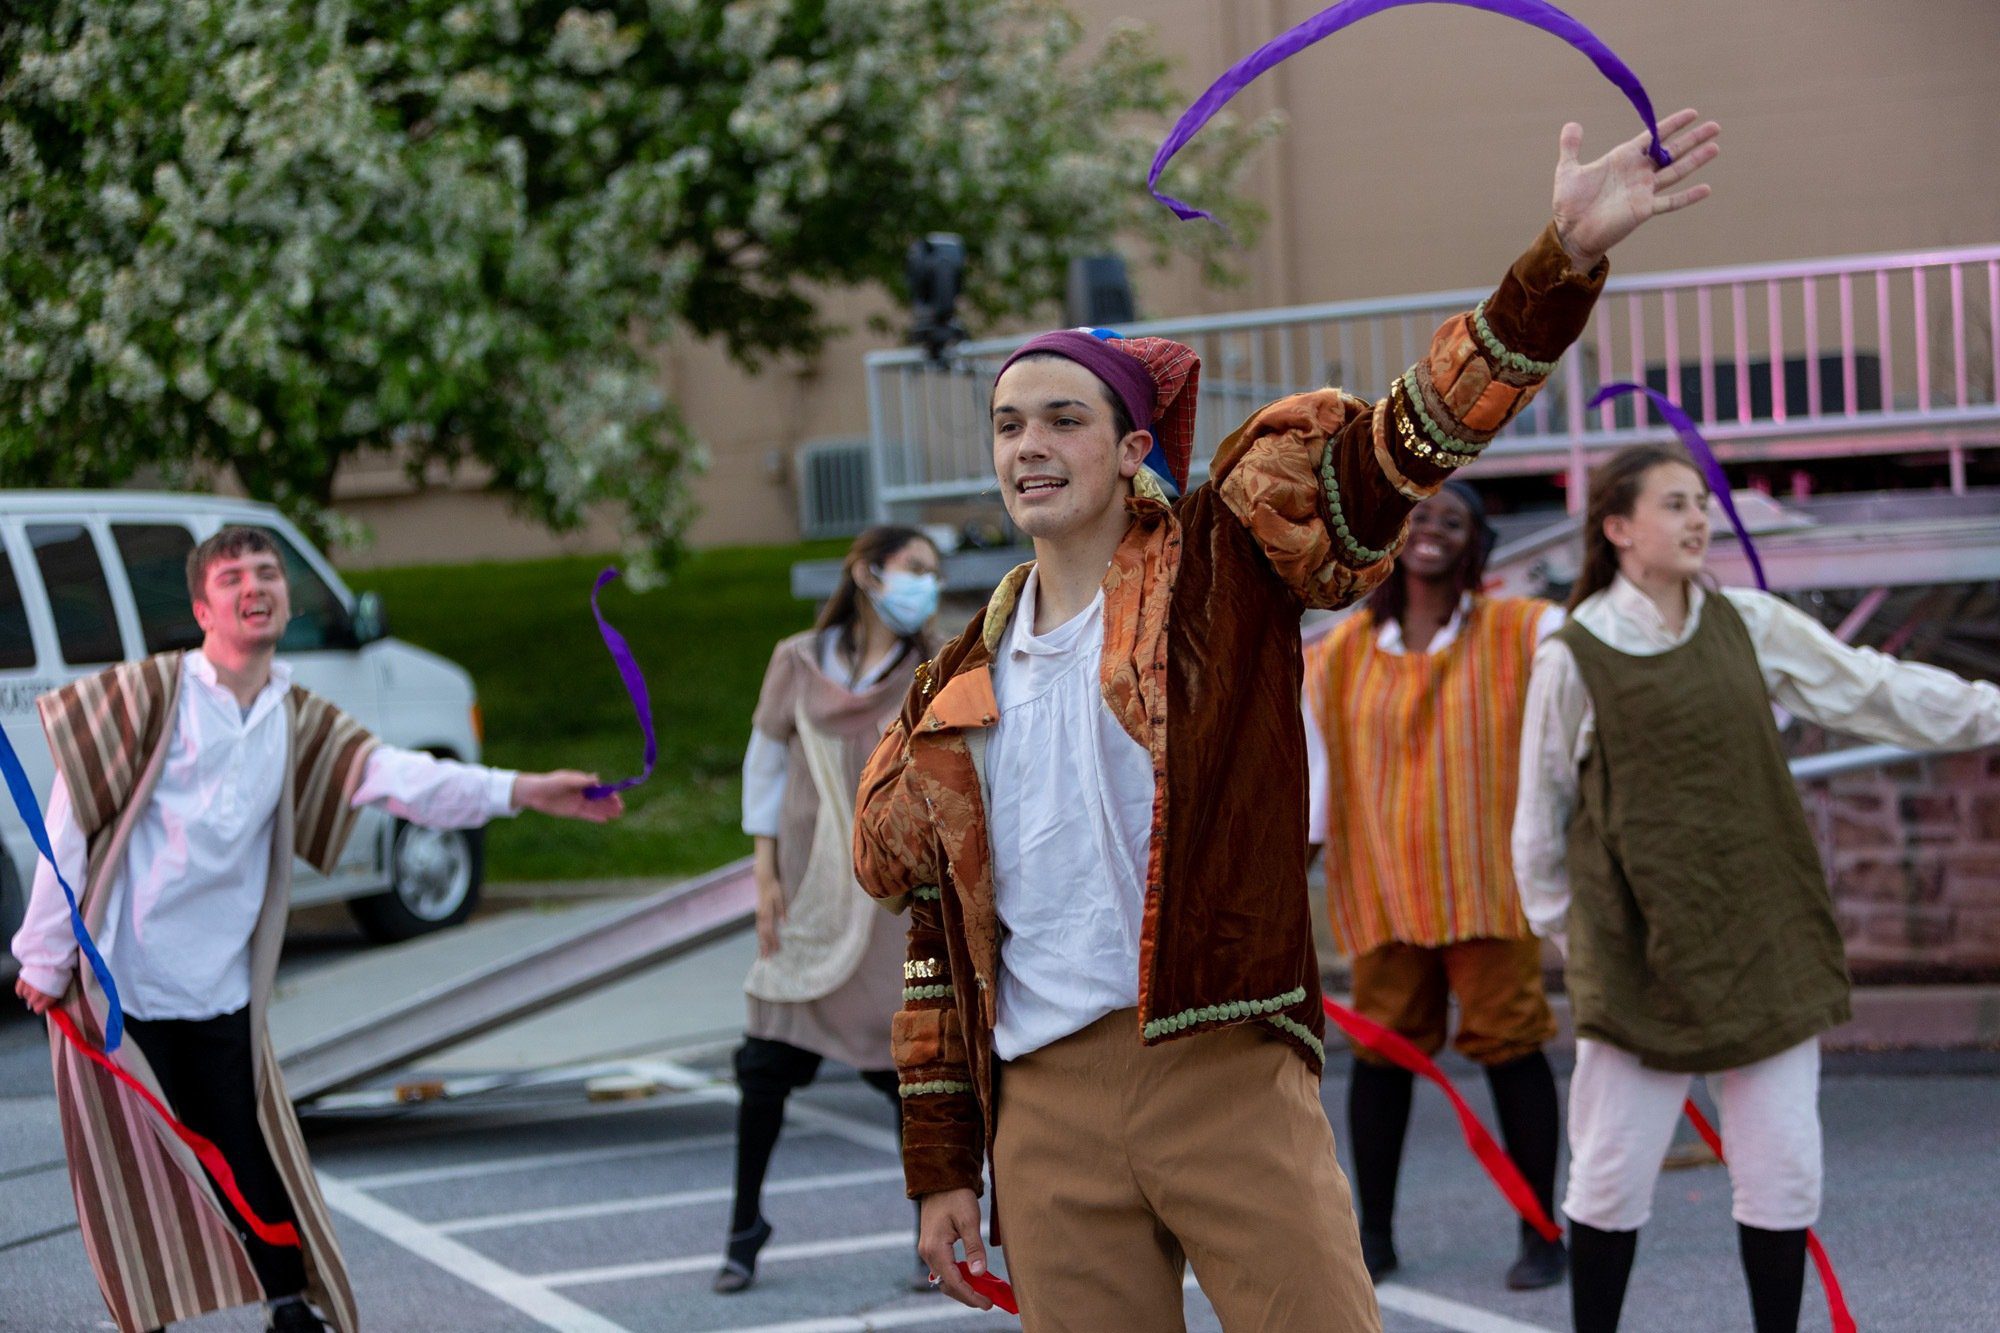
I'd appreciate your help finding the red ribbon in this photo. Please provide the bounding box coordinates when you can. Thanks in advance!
[955,1261,1019,1314]
[1678,1099,1857,1333]
[1326,995,1856,1330]
[1323,996,1563,1241]
[48,1008,302,1249]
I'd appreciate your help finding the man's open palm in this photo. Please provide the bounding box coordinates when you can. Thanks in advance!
[1553,108,1720,269]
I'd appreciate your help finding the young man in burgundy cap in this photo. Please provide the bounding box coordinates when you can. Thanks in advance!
[855,111,1719,1330]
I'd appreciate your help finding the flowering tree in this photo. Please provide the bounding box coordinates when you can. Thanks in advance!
[0,0,1267,561]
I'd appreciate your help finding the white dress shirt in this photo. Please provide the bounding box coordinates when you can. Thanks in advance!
[12,651,519,1019]
[1511,574,2000,941]
[987,570,1156,1062]
[1303,595,1563,843]
[740,629,906,838]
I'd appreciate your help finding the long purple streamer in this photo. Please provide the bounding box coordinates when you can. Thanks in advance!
[582,567,657,800]
[1150,0,1669,222]
[1588,382,1768,591]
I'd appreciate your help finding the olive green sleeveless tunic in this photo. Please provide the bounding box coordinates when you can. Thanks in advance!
[1556,592,1851,1072]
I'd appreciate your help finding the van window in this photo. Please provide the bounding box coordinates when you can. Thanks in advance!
[258,531,354,652]
[27,525,123,666]
[0,546,34,669]
[113,524,202,653]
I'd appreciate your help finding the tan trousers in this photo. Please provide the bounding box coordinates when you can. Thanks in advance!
[993,1010,1381,1333]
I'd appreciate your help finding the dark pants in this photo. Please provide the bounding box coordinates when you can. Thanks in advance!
[729,1037,901,1235]
[124,1008,306,1300]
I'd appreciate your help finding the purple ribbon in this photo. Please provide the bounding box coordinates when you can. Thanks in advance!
[582,567,656,800]
[1150,0,1670,222]
[1588,382,1768,591]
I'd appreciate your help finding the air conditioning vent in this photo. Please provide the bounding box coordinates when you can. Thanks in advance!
[797,439,873,539]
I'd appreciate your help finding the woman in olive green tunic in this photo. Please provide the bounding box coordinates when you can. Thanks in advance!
[1512,444,2000,1333]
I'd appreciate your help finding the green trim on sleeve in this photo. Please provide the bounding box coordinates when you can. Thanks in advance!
[898,1079,973,1098]
[1472,299,1559,377]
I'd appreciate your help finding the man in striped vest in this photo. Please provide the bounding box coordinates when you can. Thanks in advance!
[11,526,623,1333]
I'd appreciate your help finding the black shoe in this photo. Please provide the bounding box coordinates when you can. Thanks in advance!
[1360,1228,1399,1283]
[1506,1227,1569,1290]
[712,1217,774,1294]
[267,1299,328,1332]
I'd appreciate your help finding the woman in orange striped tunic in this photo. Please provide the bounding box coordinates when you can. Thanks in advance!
[1304,480,1566,1291]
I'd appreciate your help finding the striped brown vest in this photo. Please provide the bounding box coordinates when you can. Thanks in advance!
[36,652,377,1333]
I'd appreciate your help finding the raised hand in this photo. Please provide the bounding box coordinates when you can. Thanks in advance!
[1553,108,1720,270]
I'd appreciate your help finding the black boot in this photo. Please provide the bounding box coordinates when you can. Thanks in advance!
[1347,1060,1414,1281]
[1569,1221,1638,1333]
[266,1298,328,1332]
[1486,1052,1567,1290]
[715,1077,788,1294]
[1738,1224,1809,1333]
[713,1216,774,1295]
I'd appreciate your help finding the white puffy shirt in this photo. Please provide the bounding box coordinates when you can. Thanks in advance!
[12,651,518,1020]
[987,570,1156,1062]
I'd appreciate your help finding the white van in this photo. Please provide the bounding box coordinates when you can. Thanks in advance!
[0,491,490,973]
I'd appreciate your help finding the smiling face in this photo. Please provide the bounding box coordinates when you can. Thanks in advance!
[193,549,291,654]
[990,356,1152,546]
[1604,460,1711,584]
[1399,489,1476,585]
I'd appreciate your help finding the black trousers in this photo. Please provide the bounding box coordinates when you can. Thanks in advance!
[124,1008,306,1300]
[729,1037,901,1236]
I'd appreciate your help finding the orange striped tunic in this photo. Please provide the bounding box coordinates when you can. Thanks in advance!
[1306,596,1551,957]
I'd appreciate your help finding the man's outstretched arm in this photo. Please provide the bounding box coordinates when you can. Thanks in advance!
[1215,111,1720,608]
[352,746,623,824]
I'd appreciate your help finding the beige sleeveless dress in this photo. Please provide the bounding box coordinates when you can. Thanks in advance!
[742,630,916,1070]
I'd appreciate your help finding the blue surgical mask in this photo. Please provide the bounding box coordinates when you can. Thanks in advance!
[872,569,940,635]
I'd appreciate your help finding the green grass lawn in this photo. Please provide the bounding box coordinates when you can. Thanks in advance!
[347,542,847,882]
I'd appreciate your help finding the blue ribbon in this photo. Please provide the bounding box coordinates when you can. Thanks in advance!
[0,722,123,1050]
[1588,381,1768,591]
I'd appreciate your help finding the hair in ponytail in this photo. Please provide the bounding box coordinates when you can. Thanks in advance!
[1567,443,1700,610]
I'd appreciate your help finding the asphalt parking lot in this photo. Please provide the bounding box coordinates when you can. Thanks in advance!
[3,915,1998,1332]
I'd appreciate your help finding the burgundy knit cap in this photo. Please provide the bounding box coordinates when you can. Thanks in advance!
[995,329,1201,492]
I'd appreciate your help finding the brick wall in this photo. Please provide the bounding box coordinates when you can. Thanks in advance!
[1807,750,2000,979]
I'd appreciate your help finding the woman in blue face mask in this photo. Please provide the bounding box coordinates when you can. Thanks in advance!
[719,525,943,1295]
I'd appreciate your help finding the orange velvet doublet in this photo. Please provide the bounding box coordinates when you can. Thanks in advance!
[853,225,1606,1202]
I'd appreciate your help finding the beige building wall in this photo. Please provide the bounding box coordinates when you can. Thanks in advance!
[329,0,2000,568]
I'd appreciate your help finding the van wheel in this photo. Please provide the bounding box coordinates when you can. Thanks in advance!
[348,822,484,942]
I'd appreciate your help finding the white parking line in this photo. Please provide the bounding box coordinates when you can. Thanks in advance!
[624,1059,903,1155]
[538,1229,913,1288]
[436,1167,908,1235]
[341,1129,747,1191]
[1374,1283,1559,1333]
[693,1301,1009,1333]
[679,1265,1560,1333]
[318,1173,634,1333]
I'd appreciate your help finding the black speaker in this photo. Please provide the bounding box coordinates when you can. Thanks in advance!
[1066,253,1136,328]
